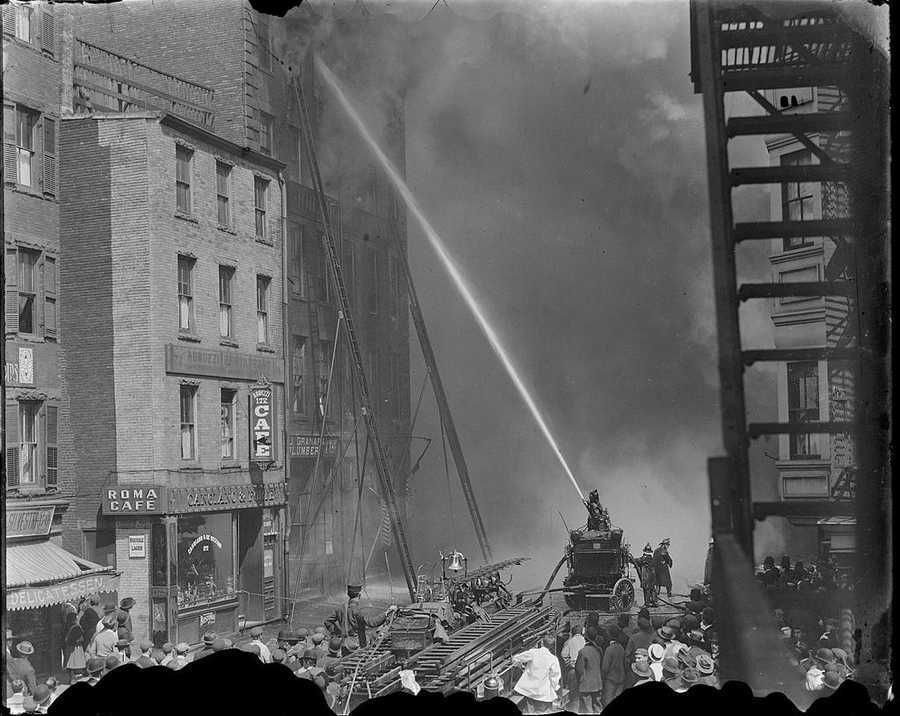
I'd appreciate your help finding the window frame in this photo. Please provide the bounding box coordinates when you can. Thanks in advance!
[14,4,33,44]
[177,255,195,334]
[292,335,307,416]
[18,401,41,486]
[179,383,198,461]
[15,105,39,189]
[254,176,269,239]
[787,361,821,460]
[780,150,816,252]
[175,144,193,215]
[215,161,232,228]
[256,274,270,345]
[288,222,306,298]
[259,112,274,156]
[220,388,236,461]
[17,247,39,336]
[218,265,234,339]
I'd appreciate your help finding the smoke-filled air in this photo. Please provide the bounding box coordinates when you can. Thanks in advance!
[279,0,721,593]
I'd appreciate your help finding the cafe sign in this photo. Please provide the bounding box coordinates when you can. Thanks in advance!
[6,507,54,538]
[102,486,168,515]
[250,381,274,464]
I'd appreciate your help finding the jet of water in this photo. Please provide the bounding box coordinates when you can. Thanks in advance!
[316,57,585,504]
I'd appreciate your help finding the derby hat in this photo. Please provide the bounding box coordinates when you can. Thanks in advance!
[119,597,135,610]
[656,626,676,641]
[16,641,35,656]
[631,660,652,678]
[202,631,217,646]
[86,657,106,674]
[814,647,836,665]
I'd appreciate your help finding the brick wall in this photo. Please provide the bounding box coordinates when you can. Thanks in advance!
[114,523,151,642]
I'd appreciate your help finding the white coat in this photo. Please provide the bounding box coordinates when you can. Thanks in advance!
[512,646,561,703]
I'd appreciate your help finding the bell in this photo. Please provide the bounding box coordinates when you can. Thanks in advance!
[448,551,464,572]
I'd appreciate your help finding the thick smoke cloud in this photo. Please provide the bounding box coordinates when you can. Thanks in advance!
[281,0,732,592]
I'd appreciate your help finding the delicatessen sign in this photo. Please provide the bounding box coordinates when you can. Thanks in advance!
[7,573,120,612]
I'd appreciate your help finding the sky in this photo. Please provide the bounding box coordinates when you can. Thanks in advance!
[280,0,754,592]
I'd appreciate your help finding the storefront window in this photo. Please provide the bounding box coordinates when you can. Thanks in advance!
[151,523,168,588]
[176,513,235,610]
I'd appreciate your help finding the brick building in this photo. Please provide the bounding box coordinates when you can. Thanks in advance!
[65,0,412,599]
[58,109,287,645]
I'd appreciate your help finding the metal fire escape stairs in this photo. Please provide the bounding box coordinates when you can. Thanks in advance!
[691,0,889,688]
[294,74,419,602]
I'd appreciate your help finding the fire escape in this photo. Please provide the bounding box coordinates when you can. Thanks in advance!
[690,1,889,693]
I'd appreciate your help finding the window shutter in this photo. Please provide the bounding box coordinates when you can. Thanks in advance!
[1,4,16,38]
[6,402,19,488]
[4,102,17,185]
[43,255,57,337]
[45,404,58,487]
[40,10,55,56]
[5,246,18,335]
[42,116,57,196]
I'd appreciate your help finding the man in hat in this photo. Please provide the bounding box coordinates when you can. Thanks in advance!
[248,626,271,663]
[694,653,717,687]
[310,632,329,666]
[325,586,397,651]
[116,598,135,636]
[167,643,191,671]
[30,684,51,715]
[132,639,155,668]
[653,539,673,599]
[661,656,683,691]
[624,617,653,668]
[582,489,609,533]
[77,657,106,685]
[630,659,654,687]
[817,618,839,650]
[194,631,217,661]
[113,635,131,664]
[289,628,309,657]
[320,638,343,671]
[89,614,117,660]
[104,654,122,674]
[574,626,604,713]
[601,626,625,707]
[295,649,323,680]
[647,643,665,682]
[159,642,175,667]
[7,679,27,714]
[699,607,716,652]
[8,642,38,695]
[511,635,561,714]
[633,545,658,607]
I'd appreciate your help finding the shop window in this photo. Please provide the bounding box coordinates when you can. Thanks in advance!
[151,523,168,588]
[220,389,236,460]
[788,361,821,459]
[292,336,307,415]
[175,145,192,214]
[218,265,234,339]
[216,161,231,227]
[256,275,270,345]
[180,384,197,460]
[177,513,236,610]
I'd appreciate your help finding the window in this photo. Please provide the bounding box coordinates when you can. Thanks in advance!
[14,4,33,43]
[317,234,331,304]
[259,112,274,156]
[292,336,306,414]
[216,161,231,226]
[257,17,271,72]
[175,145,192,213]
[368,250,378,316]
[288,223,305,297]
[46,405,57,486]
[180,384,197,459]
[256,275,270,344]
[15,106,38,188]
[781,151,815,251]
[84,529,117,569]
[176,513,235,609]
[17,249,38,335]
[218,266,234,339]
[18,401,39,485]
[220,389,235,460]
[177,256,195,332]
[254,177,268,238]
[788,362,821,459]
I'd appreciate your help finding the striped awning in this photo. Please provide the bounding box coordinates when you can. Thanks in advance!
[6,541,119,612]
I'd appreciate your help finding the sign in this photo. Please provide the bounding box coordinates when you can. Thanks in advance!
[288,434,339,458]
[4,347,34,386]
[165,344,284,383]
[168,482,287,513]
[102,486,167,515]
[250,384,274,463]
[7,572,120,612]
[6,507,55,538]
[129,535,146,559]
[200,611,216,628]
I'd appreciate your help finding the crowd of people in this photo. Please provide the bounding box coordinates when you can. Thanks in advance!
[510,599,720,714]
[756,554,850,593]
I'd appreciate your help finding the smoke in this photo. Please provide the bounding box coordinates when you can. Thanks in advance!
[277,1,735,593]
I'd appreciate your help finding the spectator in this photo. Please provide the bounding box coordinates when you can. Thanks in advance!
[818,619,839,650]
[194,632,217,660]
[560,624,585,698]
[8,642,38,695]
[89,616,118,659]
[159,642,175,667]
[134,639,156,668]
[601,625,626,707]
[630,659,654,686]
[574,628,603,714]
[617,613,635,639]
[7,679,26,715]
[31,684,52,715]
[79,596,101,642]
[648,643,665,682]
[512,636,561,714]
[624,616,653,666]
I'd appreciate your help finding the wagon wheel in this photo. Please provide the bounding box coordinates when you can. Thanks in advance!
[610,578,635,612]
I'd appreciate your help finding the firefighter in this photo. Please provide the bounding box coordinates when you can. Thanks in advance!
[633,545,658,607]
[653,539,673,599]
[582,490,609,532]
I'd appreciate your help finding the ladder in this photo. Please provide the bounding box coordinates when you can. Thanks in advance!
[305,257,324,421]
[388,223,494,563]
[692,0,889,680]
[293,73,418,602]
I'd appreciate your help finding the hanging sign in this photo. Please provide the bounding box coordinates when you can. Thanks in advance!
[250,381,274,463]
[129,535,146,559]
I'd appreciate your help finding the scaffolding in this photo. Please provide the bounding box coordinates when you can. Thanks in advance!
[689,0,890,694]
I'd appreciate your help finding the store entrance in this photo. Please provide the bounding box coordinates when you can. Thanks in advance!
[237,509,264,624]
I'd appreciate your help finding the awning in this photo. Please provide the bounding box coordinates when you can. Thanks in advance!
[6,541,119,612]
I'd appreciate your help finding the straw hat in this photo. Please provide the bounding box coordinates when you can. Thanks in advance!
[631,660,652,679]
[648,643,665,662]
[656,626,676,641]
[16,641,35,656]
[695,654,715,675]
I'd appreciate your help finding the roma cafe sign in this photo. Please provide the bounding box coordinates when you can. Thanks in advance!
[102,486,168,515]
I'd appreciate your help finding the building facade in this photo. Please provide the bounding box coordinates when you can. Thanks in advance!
[762,85,855,574]
[58,111,287,645]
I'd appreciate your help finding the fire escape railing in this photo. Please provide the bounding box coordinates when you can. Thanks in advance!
[691,0,890,694]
